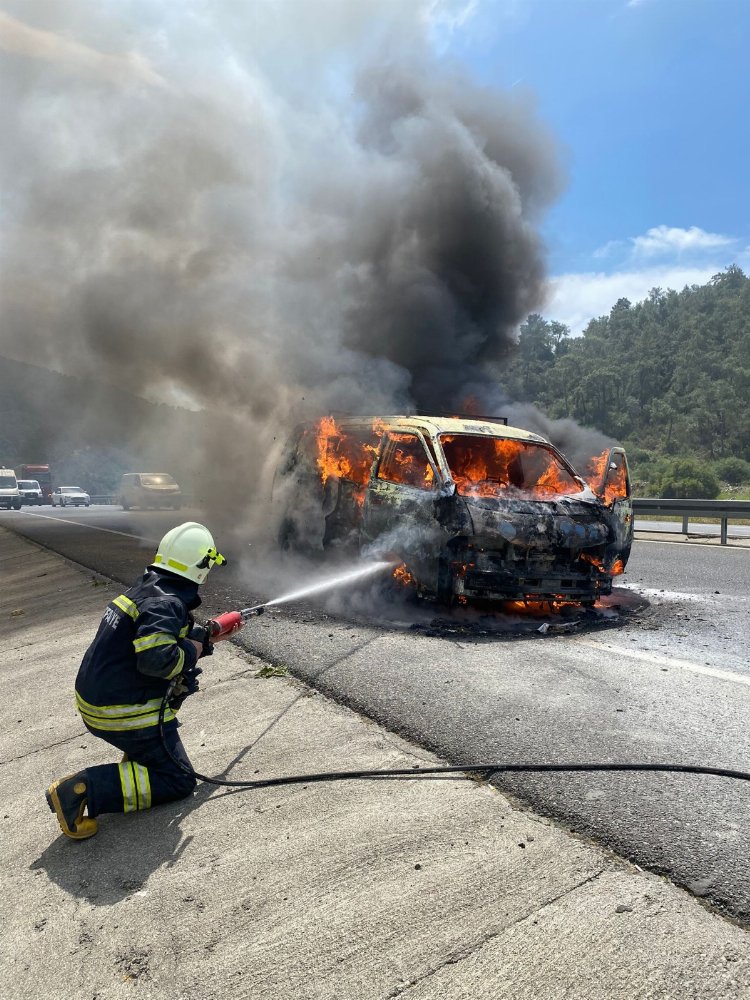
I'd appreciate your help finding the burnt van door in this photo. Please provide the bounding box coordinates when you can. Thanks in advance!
[604,447,633,552]
[362,431,439,542]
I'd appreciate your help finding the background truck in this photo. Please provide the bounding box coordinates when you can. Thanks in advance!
[18,464,53,504]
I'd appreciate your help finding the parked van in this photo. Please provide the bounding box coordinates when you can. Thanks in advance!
[118,473,182,510]
[0,468,22,510]
[17,479,44,505]
[275,415,633,606]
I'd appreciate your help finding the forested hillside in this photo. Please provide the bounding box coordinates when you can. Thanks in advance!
[503,266,750,495]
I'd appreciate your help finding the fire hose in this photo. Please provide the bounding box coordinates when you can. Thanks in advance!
[157,604,750,791]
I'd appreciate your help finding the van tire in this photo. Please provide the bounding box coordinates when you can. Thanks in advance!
[121,499,130,510]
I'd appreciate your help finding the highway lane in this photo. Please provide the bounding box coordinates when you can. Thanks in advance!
[3,506,750,922]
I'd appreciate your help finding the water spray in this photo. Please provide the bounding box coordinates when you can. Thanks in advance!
[205,560,395,639]
[158,558,750,797]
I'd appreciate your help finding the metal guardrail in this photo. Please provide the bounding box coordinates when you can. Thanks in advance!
[62,495,750,545]
[633,498,750,545]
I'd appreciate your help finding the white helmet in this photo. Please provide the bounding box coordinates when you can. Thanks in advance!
[152,522,226,584]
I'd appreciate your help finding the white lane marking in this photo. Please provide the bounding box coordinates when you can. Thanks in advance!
[575,637,750,688]
[19,510,155,543]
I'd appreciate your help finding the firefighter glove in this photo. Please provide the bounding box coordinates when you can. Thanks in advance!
[189,624,214,658]
[169,664,203,710]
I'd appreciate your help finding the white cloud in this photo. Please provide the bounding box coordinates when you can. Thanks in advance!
[546,264,721,334]
[594,225,736,262]
[631,225,735,257]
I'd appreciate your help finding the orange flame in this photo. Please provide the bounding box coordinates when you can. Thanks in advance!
[441,435,579,499]
[580,552,606,574]
[585,450,628,505]
[311,416,383,506]
[392,563,415,586]
[581,552,625,577]
[386,432,434,489]
[503,598,576,614]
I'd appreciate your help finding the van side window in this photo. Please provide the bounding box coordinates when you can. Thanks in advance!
[604,452,630,503]
[377,433,434,490]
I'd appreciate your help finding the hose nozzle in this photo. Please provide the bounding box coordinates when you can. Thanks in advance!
[206,604,266,641]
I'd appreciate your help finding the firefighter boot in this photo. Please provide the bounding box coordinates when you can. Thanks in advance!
[46,773,98,840]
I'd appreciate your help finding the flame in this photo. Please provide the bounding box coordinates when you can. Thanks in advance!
[311,416,383,506]
[441,435,578,499]
[503,598,576,614]
[581,553,625,577]
[580,552,606,574]
[392,563,415,586]
[585,450,628,505]
[387,432,434,489]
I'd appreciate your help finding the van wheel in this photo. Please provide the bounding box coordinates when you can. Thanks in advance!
[13,502,22,510]
[121,500,130,510]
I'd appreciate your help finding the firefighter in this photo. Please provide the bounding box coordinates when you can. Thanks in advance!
[46,522,227,840]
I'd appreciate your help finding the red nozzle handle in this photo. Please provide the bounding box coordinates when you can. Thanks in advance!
[207,611,245,640]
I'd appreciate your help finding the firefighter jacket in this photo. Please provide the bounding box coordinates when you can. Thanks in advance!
[75,568,201,733]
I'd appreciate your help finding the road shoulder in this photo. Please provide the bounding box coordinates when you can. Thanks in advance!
[2,526,749,999]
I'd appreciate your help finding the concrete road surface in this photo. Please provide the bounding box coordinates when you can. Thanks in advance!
[3,527,750,999]
[3,507,750,926]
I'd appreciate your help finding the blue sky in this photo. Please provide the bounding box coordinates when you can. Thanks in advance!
[437,0,750,329]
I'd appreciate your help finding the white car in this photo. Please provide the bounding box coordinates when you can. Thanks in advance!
[52,486,91,507]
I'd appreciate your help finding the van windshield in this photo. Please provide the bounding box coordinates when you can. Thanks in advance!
[140,475,176,487]
[18,481,39,489]
[0,476,16,489]
[439,435,582,499]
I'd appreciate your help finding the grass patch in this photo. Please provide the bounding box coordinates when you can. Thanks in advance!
[255,664,289,678]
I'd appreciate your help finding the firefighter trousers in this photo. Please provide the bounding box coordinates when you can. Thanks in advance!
[82,722,197,817]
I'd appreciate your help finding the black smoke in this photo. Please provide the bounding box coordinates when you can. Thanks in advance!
[0,1,612,515]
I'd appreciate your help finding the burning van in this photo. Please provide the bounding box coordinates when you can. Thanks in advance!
[275,415,633,606]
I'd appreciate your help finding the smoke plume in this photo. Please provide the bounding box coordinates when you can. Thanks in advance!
[0,1,597,522]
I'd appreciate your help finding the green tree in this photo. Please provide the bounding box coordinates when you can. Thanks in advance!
[657,458,720,499]
[713,457,750,485]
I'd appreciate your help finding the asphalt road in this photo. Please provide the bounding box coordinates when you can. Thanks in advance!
[3,505,750,923]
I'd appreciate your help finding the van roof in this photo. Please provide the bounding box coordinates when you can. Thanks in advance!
[324,415,547,443]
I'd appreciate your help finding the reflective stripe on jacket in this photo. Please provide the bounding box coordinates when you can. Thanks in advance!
[75,568,201,733]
